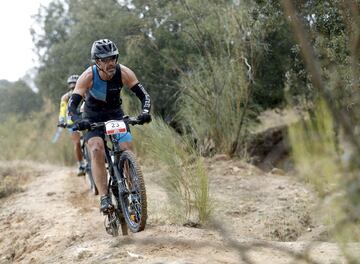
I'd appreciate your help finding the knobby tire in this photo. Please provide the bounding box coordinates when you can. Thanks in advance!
[117,150,147,233]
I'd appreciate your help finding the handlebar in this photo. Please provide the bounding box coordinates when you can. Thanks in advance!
[90,116,141,129]
[72,116,142,132]
[57,123,67,128]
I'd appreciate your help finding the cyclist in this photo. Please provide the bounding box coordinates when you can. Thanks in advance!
[57,74,86,176]
[67,39,152,213]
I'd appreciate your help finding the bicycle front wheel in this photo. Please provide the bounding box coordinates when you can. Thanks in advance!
[117,150,147,232]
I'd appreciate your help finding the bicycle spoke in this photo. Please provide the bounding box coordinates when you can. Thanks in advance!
[117,150,147,232]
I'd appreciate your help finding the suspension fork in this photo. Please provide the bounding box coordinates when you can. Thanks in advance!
[103,141,115,193]
[111,144,127,196]
[113,154,128,196]
[105,137,126,196]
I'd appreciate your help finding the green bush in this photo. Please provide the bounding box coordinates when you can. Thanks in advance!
[178,56,256,155]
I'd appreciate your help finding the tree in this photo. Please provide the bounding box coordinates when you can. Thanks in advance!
[32,0,133,103]
[0,80,42,121]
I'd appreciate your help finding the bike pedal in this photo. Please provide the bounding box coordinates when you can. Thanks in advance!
[104,212,119,236]
[100,206,114,215]
[101,210,112,216]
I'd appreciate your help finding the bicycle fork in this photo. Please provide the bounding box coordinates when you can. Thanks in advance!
[103,152,128,236]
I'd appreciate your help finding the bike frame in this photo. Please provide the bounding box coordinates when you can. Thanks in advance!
[103,133,126,199]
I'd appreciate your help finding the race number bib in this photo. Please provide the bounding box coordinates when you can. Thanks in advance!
[105,120,127,135]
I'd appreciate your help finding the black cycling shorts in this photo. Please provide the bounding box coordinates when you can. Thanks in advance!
[82,109,131,142]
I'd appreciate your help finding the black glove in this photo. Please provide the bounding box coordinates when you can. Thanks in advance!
[57,122,67,128]
[70,114,81,123]
[137,112,152,124]
[73,119,91,131]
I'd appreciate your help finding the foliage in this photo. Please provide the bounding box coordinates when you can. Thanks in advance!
[283,0,360,261]
[30,0,301,122]
[175,1,264,155]
[132,117,212,224]
[33,0,135,103]
[251,0,293,107]
[0,80,42,121]
[178,56,255,155]
[0,101,73,165]
[289,100,340,196]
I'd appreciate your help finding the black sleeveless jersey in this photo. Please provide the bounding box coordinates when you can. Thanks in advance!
[84,64,124,117]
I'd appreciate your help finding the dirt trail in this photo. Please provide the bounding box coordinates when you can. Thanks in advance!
[0,160,358,264]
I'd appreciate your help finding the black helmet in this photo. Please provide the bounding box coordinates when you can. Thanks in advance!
[91,39,119,60]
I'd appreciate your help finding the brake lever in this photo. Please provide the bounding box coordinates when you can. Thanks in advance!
[128,117,140,125]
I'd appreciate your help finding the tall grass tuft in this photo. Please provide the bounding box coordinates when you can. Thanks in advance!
[133,117,212,224]
[288,99,341,197]
[289,99,360,254]
[178,56,255,156]
[0,100,74,165]
[176,4,264,156]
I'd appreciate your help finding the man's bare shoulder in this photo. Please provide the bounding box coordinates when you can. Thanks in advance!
[79,66,93,82]
[120,64,138,88]
[74,66,93,94]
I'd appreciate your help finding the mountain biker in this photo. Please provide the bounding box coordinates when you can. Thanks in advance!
[57,74,86,176]
[67,39,152,214]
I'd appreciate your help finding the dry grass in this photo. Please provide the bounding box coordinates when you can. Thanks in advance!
[264,208,312,242]
[0,101,74,165]
[0,161,44,199]
[132,117,212,225]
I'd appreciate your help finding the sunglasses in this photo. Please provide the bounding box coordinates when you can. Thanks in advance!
[68,83,76,89]
[99,55,118,63]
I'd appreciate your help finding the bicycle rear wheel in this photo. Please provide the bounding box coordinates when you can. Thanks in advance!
[117,150,147,232]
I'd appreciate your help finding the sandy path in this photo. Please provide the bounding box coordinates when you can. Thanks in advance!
[0,161,358,263]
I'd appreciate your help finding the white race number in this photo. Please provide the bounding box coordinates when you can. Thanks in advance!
[105,120,127,135]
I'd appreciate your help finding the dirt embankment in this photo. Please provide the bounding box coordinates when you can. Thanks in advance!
[0,159,358,264]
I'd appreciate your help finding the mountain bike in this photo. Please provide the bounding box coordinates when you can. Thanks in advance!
[75,116,147,236]
[80,135,98,195]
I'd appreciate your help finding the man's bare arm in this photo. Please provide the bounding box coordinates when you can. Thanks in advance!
[73,67,93,96]
[120,64,151,119]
